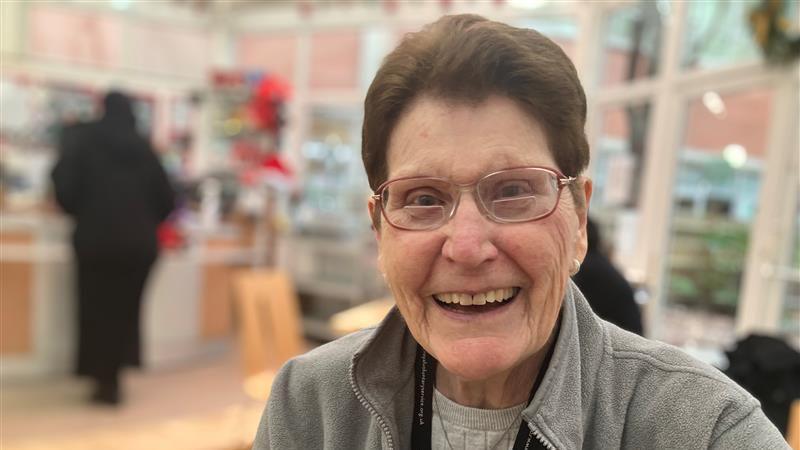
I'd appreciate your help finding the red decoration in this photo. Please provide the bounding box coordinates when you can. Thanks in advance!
[261,152,293,177]
[157,220,185,250]
[247,75,291,133]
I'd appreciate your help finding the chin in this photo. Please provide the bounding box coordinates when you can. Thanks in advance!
[434,339,523,382]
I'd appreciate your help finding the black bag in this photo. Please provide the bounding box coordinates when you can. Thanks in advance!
[725,334,800,434]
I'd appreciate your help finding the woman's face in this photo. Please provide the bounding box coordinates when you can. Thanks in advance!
[370,95,590,382]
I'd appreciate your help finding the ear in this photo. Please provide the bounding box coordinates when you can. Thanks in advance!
[368,195,381,241]
[574,178,593,262]
[367,196,388,278]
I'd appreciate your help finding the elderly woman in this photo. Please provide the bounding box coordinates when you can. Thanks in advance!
[254,15,788,449]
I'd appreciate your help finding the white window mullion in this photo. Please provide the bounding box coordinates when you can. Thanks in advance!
[736,68,800,336]
[578,0,606,184]
[573,1,604,91]
[635,0,687,340]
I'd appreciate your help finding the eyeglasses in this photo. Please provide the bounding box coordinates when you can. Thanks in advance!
[372,166,576,231]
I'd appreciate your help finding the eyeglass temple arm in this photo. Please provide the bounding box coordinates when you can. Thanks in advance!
[558,176,577,187]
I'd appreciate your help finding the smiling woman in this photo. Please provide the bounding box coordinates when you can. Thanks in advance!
[253,14,789,450]
[372,95,585,407]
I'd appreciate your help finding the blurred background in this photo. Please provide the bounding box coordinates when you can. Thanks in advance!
[1,0,798,449]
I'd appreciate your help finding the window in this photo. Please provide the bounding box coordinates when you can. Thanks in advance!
[665,87,773,316]
[600,4,663,86]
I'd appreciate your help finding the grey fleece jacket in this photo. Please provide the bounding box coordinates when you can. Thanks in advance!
[253,281,789,449]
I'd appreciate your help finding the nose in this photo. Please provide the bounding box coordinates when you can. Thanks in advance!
[441,193,499,267]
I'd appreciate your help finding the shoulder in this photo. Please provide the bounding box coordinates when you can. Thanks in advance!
[255,328,379,449]
[600,325,780,446]
[283,327,375,375]
[269,327,377,408]
[604,325,751,401]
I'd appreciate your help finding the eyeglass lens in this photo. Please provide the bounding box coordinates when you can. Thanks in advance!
[380,168,561,230]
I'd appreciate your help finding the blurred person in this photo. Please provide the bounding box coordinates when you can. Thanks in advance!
[573,217,643,335]
[51,91,174,405]
[254,15,789,449]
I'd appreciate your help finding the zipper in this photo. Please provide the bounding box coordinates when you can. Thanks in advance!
[530,426,556,450]
[349,357,395,449]
[527,423,556,450]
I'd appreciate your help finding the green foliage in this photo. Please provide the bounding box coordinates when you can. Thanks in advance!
[668,219,750,314]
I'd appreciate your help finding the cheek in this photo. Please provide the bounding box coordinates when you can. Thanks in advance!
[379,230,441,295]
[378,231,442,339]
[500,217,574,278]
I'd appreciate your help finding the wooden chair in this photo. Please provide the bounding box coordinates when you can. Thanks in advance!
[788,399,800,450]
[232,269,304,401]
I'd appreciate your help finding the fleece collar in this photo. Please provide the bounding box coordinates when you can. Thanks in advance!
[350,281,605,450]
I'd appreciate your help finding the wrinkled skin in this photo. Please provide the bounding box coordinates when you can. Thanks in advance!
[369,95,592,408]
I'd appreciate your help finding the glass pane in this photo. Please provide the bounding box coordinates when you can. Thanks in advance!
[664,87,773,348]
[682,1,800,70]
[600,4,664,86]
[589,102,652,275]
[780,201,800,348]
[681,1,762,70]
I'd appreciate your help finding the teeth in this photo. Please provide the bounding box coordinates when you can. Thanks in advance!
[435,288,517,306]
[455,293,473,305]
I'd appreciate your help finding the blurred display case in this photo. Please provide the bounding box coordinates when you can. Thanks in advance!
[0,77,96,212]
[293,106,369,237]
[285,106,387,338]
[0,75,162,212]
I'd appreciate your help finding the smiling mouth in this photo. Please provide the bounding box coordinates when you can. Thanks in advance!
[433,287,521,313]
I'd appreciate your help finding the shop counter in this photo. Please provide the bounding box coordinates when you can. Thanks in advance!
[0,212,256,379]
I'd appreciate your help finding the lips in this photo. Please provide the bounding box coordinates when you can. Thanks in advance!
[433,287,520,311]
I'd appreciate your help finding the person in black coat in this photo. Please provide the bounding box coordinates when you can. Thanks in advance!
[573,217,643,335]
[51,91,175,405]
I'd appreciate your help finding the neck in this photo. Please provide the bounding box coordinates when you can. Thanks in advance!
[435,338,555,409]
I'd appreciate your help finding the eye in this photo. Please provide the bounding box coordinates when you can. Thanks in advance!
[494,181,533,200]
[406,189,447,206]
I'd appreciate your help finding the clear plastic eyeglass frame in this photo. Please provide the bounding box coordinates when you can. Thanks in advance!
[371,166,577,231]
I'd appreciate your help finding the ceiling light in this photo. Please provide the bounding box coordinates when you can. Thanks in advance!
[723,143,747,169]
[702,91,726,117]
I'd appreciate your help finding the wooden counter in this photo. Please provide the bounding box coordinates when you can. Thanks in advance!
[0,212,260,378]
[0,232,34,355]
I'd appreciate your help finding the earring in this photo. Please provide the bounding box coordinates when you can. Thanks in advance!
[570,258,581,276]
[379,270,391,288]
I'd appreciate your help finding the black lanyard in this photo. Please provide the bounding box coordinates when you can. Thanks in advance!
[410,344,555,450]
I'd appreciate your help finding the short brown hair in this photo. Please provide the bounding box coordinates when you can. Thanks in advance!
[362,14,589,193]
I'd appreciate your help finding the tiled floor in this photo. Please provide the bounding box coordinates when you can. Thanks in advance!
[2,350,264,450]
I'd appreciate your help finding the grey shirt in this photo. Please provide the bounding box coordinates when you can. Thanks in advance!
[432,388,525,450]
[254,281,789,449]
